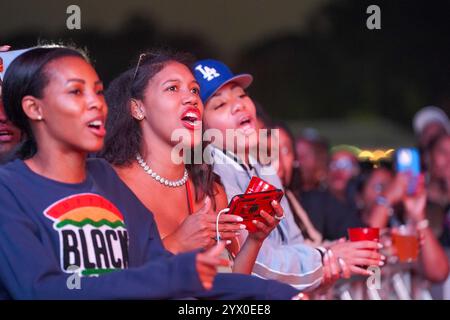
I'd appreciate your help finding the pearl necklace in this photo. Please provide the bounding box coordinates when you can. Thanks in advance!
[136,153,189,188]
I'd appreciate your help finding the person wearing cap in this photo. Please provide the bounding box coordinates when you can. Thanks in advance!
[426,133,450,234]
[425,133,450,297]
[0,46,303,300]
[193,59,384,291]
[0,45,22,163]
[413,105,450,150]
[100,50,284,277]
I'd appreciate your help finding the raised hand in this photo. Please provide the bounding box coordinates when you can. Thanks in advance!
[403,174,427,223]
[248,200,283,242]
[328,240,385,276]
[383,172,409,205]
[163,197,245,253]
[196,241,230,290]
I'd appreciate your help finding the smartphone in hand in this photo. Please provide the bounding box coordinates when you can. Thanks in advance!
[228,189,284,232]
[395,148,421,195]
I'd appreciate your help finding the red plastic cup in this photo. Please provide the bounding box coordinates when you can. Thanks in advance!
[245,176,276,194]
[348,227,380,242]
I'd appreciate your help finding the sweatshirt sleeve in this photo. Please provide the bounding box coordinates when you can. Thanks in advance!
[196,273,300,300]
[0,185,204,300]
[0,192,300,300]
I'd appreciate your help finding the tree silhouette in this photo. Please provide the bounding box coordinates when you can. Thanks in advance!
[236,0,450,127]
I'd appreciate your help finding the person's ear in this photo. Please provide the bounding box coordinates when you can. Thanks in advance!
[22,96,44,121]
[130,99,145,121]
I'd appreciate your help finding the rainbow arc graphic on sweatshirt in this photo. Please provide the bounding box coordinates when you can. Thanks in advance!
[45,193,125,227]
[44,193,129,276]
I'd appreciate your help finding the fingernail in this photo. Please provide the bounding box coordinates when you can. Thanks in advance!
[226,240,232,245]
[236,217,243,222]
[379,261,384,266]
[252,220,257,224]
[381,255,386,260]
[240,224,247,229]
[327,250,334,257]
[271,200,278,206]
[235,232,241,236]
[377,243,383,249]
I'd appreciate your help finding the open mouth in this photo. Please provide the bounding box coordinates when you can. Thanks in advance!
[239,116,252,126]
[0,129,14,142]
[0,130,12,136]
[237,115,256,136]
[181,109,202,130]
[87,119,106,137]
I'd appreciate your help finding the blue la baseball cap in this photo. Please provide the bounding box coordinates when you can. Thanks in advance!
[192,59,253,104]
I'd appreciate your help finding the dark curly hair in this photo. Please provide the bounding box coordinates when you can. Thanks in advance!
[100,49,220,208]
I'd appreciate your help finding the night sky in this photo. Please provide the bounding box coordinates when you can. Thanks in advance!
[0,0,329,58]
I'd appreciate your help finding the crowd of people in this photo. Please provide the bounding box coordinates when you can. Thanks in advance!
[0,44,448,300]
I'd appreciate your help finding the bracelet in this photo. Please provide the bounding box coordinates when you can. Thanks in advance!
[416,219,429,230]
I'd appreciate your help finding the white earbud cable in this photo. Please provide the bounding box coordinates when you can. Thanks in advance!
[216,208,230,242]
